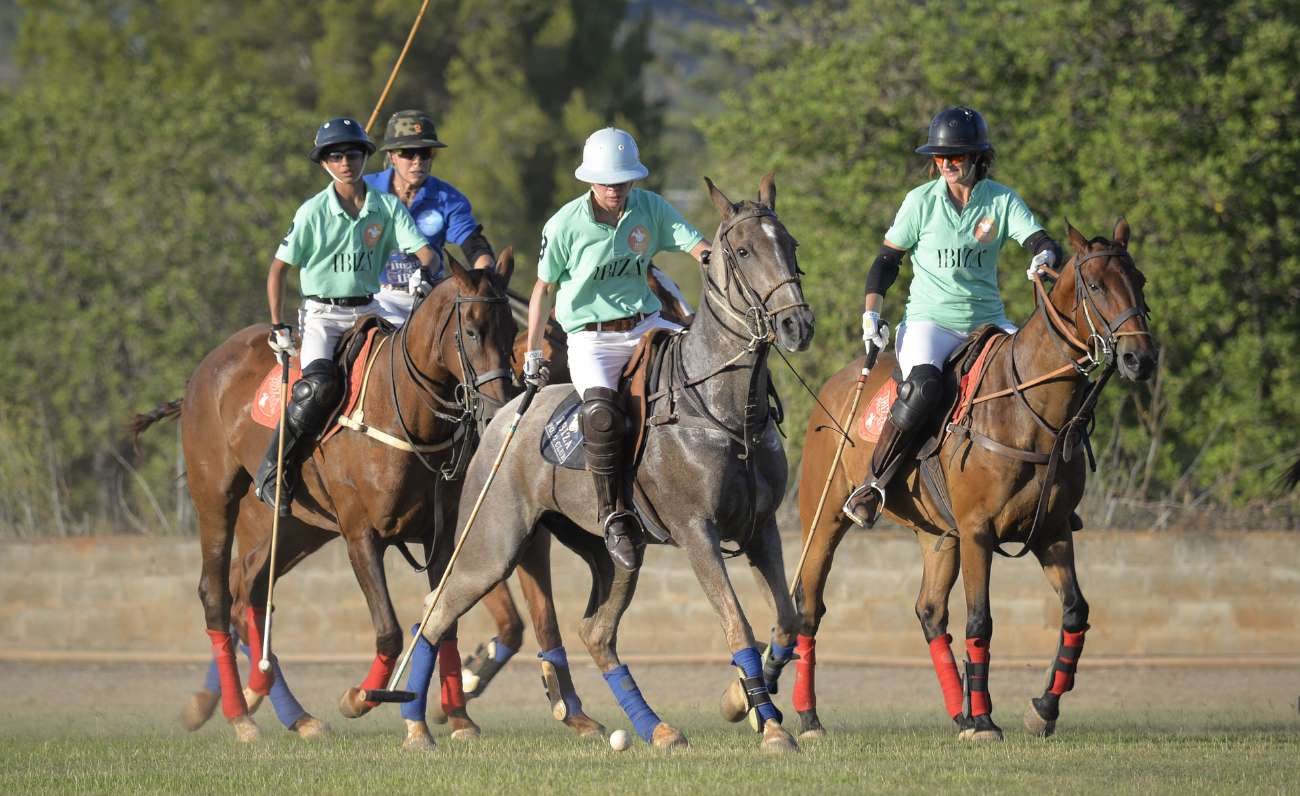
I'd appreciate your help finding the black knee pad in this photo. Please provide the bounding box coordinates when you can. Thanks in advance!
[287,360,342,433]
[889,364,943,432]
[580,387,625,475]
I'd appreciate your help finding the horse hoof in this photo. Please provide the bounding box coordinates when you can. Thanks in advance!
[243,687,265,715]
[450,723,481,741]
[292,715,331,739]
[402,720,436,752]
[651,722,688,750]
[338,687,373,719]
[760,719,800,753]
[798,727,827,740]
[958,714,1004,742]
[180,690,219,732]
[230,715,260,743]
[565,713,608,739]
[719,678,748,723]
[428,705,448,725]
[1024,701,1057,738]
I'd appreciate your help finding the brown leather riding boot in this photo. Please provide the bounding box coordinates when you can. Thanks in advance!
[842,417,913,527]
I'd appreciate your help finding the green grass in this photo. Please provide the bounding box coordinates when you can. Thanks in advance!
[1,663,1296,794]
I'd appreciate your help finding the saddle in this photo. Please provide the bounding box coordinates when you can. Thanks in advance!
[250,315,392,444]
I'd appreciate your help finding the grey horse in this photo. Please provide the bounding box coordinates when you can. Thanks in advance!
[403,174,815,752]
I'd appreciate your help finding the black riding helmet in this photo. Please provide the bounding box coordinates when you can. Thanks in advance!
[309,117,377,162]
[915,106,991,155]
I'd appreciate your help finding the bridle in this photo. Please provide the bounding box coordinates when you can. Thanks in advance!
[389,277,513,479]
[1034,247,1151,375]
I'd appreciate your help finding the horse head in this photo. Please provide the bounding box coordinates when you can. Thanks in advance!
[703,173,815,352]
[1054,218,1157,382]
[414,248,518,424]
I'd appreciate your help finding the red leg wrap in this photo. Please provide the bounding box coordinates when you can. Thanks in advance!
[928,633,963,719]
[792,634,816,712]
[965,637,991,716]
[207,629,248,719]
[243,606,273,695]
[1048,626,1088,696]
[438,640,467,712]
[360,652,397,707]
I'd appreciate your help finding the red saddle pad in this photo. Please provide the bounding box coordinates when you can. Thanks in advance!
[250,329,380,435]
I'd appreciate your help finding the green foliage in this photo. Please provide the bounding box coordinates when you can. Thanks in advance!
[702,0,1300,511]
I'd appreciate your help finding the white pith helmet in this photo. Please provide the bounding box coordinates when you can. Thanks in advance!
[574,127,649,184]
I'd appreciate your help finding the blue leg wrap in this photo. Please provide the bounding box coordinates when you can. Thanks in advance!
[400,624,438,721]
[538,646,584,718]
[602,664,660,742]
[239,642,306,729]
[733,646,782,725]
[493,637,518,664]
[202,659,221,693]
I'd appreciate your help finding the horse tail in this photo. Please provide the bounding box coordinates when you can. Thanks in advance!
[129,398,183,446]
[1281,455,1300,492]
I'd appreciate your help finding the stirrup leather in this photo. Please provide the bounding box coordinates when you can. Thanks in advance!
[841,482,885,528]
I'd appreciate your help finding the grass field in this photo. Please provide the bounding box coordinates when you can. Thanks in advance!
[1,660,1296,794]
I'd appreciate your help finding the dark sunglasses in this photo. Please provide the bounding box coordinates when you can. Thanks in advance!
[393,148,434,161]
[932,153,970,165]
[324,149,366,163]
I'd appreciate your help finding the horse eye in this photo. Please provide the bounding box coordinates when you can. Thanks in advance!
[1089,282,1102,291]
[737,248,749,258]
[466,329,479,340]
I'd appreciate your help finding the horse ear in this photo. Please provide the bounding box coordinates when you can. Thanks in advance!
[1113,217,1130,249]
[1065,217,1088,254]
[758,172,777,211]
[704,176,735,219]
[445,250,474,291]
[495,245,515,283]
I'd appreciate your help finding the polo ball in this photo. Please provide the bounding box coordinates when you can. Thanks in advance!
[609,729,631,751]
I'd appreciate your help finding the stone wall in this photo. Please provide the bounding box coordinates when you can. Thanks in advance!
[2,530,1296,661]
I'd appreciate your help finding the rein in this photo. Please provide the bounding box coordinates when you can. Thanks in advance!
[946,247,1150,557]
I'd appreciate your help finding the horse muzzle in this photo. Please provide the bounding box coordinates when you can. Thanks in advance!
[775,306,815,353]
[1117,345,1156,382]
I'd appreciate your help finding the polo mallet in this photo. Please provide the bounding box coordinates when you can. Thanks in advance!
[365,383,540,703]
[788,341,881,597]
[258,348,291,673]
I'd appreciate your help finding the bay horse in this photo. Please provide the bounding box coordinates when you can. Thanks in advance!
[385,174,815,752]
[132,252,549,744]
[780,219,1155,741]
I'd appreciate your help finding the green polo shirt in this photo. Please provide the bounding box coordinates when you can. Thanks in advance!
[885,178,1042,331]
[538,188,703,333]
[275,183,427,298]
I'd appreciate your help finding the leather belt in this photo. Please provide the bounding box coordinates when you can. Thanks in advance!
[305,295,373,307]
[582,313,647,332]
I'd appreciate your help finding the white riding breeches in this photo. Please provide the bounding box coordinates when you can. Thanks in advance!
[298,298,380,369]
[567,312,683,396]
[895,319,1017,379]
[375,286,415,327]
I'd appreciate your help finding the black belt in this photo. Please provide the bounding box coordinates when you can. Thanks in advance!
[305,295,373,307]
[582,313,648,332]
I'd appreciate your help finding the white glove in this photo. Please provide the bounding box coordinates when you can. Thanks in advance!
[267,324,296,357]
[861,310,889,353]
[407,267,433,298]
[1027,249,1056,281]
[523,349,550,389]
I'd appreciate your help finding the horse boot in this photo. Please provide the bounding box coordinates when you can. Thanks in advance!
[254,360,341,516]
[843,363,944,527]
[580,387,643,571]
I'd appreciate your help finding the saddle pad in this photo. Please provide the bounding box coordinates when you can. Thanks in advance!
[540,389,586,470]
[950,334,1001,425]
[250,328,380,434]
[857,378,898,444]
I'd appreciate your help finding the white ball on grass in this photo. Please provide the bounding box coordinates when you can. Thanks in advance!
[609,729,631,751]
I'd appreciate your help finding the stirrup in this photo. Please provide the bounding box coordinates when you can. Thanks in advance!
[602,510,644,570]
[254,467,293,518]
[841,482,884,528]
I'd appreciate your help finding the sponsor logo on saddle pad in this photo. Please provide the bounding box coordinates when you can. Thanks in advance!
[251,362,304,428]
[540,394,585,468]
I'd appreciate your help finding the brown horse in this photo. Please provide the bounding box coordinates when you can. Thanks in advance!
[781,219,1155,741]
[135,252,529,743]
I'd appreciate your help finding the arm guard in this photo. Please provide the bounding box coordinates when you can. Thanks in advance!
[864,245,904,296]
[1023,230,1063,266]
[459,225,495,267]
